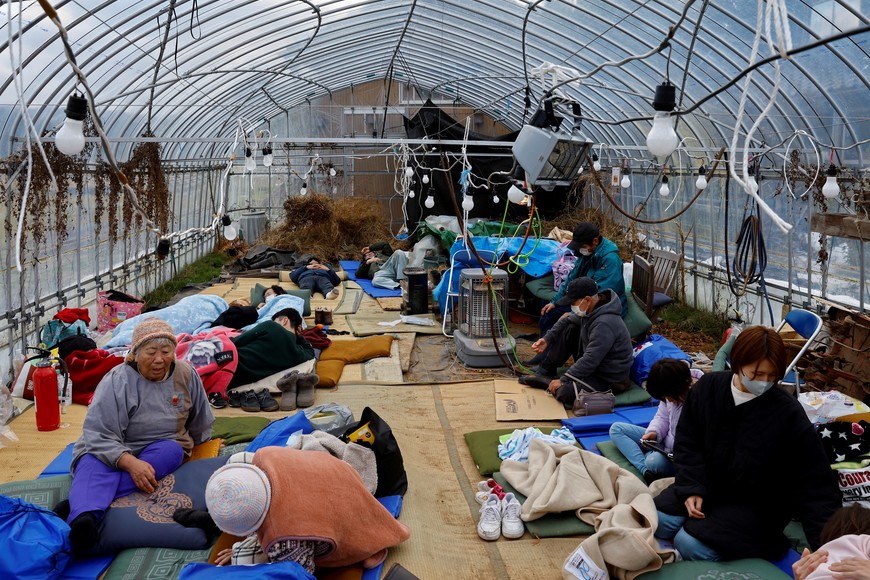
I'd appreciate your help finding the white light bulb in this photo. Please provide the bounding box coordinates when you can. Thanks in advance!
[300,187,308,196]
[408,190,415,199]
[332,186,338,195]
[822,176,839,198]
[577,166,584,175]
[223,225,238,241]
[646,112,679,158]
[329,168,336,177]
[695,174,707,191]
[620,175,631,189]
[462,196,474,212]
[55,118,85,155]
[422,174,430,185]
[492,195,500,203]
[404,167,414,178]
[424,195,435,209]
[593,160,602,172]
[507,184,526,204]
[659,177,670,197]
[262,153,273,167]
[245,155,256,173]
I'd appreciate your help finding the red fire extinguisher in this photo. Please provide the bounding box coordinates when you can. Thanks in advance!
[33,359,61,432]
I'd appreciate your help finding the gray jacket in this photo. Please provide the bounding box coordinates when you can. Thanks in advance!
[545,288,633,389]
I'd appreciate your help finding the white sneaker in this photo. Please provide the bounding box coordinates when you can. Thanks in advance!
[477,494,502,541]
[501,493,524,539]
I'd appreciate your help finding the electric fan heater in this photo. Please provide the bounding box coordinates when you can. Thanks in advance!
[453,268,516,368]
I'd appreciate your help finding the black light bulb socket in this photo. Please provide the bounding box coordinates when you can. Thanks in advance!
[698,165,706,175]
[302,182,308,188]
[652,82,676,112]
[262,144,272,156]
[65,92,88,121]
[661,175,669,184]
[245,147,253,158]
[155,238,171,259]
[221,215,232,226]
[826,165,838,177]
[592,153,599,162]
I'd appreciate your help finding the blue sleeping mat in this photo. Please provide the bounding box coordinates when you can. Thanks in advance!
[576,434,612,455]
[40,442,75,478]
[562,405,660,437]
[340,260,402,298]
[360,495,404,580]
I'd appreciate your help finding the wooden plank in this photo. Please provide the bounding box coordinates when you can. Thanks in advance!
[810,213,870,241]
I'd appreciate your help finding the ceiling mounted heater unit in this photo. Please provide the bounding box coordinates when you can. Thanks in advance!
[454,268,516,368]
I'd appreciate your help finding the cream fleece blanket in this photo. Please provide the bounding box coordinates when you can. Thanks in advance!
[500,439,676,579]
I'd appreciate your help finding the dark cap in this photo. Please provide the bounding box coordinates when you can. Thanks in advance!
[567,222,600,252]
[554,277,598,306]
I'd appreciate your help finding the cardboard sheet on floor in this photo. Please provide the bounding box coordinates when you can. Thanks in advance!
[494,380,568,421]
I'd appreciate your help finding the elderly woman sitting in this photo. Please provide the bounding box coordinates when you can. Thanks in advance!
[59,318,214,555]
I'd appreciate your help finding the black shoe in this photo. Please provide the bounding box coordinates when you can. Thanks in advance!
[240,390,260,413]
[208,392,228,409]
[643,471,658,485]
[518,374,553,390]
[69,511,99,556]
[227,389,241,408]
[173,508,221,540]
[256,389,279,412]
[53,499,71,521]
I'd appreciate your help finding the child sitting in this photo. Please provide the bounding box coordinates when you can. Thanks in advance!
[793,504,870,579]
[608,358,693,483]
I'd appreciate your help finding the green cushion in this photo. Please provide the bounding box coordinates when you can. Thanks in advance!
[493,472,594,537]
[615,382,652,406]
[250,283,312,316]
[525,274,557,302]
[624,292,653,340]
[596,440,644,480]
[464,427,577,476]
[0,475,72,508]
[212,416,271,445]
[784,520,809,553]
[637,558,791,579]
[102,546,212,580]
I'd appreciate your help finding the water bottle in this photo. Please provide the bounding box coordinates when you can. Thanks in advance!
[33,360,60,432]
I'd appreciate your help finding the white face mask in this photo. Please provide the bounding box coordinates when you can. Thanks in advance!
[577,248,592,257]
[740,372,775,396]
[264,293,276,303]
[571,305,587,317]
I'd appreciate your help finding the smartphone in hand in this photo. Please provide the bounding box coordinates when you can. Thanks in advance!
[641,438,674,460]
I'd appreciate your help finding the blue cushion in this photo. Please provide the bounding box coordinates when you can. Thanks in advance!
[615,406,659,428]
[377,495,403,517]
[179,561,315,579]
[562,413,624,435]
[576,434,611,454]
[39,442,75,478]
[652,292,673,309]
[57,555,115,580]
[89,456,230,556]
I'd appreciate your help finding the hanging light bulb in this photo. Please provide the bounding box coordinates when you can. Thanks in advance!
[262,144,273,167]
[822,165,840,199]
[492,194,500,204]
[300,181,308,195]
[592,153,601,172]
[329,167,337,177]
[408,190,416,198]
[55,92,88,156]
[620,174,631,189]
[507,184,526,204]
[695,166,708,191]
[422,174,430,185]
[646,82,679,158]
[424,195,435,209]
[404,167,414,178]
[659,175,670,196]
[155,238,171,260]
[221,215,237,240]
[244,147,256,172]
[461,196,474,212]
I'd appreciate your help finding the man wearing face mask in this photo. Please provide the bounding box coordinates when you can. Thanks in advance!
[654,326,840,562]
[537,222,627,339]
[521,277,633,402]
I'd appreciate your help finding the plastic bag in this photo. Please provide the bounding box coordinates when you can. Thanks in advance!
[303,403,354,432]
[0,383,18,449]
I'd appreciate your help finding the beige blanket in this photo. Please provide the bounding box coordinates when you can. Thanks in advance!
[500,439,676,579]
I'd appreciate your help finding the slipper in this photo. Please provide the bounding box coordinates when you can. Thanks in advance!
[295,373,320,408]
[276,371,299,411]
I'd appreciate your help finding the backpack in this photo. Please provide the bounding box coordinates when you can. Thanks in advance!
[0,495,71,579]
[552,242,578,291]
[41,318,89,350]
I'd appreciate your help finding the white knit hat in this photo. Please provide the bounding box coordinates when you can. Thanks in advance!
[205,463,272,536]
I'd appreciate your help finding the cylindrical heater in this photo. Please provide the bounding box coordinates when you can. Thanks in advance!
[454,268,516,368]
[402,267,429,315]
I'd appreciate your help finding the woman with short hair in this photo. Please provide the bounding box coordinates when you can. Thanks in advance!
[654,325,841,561]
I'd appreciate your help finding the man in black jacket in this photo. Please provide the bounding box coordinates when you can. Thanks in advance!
[521,277,633,403]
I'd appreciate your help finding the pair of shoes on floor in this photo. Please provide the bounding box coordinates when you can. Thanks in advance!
[475,479,505,504]
[276,370,320,410]
[517,374,554,390]
[208,392,228,409]
[241,389,279,412]
[477,493,524,541]
[227,389,241,408]
[314,307,334,326]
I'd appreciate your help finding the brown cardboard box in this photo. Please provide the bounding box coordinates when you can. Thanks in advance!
[494,379,569,421]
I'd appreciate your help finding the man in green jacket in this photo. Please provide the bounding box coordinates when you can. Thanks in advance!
[228,308,314,389]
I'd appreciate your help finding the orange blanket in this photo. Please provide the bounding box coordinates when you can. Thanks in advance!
[253,446,409,569]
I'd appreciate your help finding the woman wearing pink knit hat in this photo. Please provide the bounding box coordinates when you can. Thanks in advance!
[55,317,214,556]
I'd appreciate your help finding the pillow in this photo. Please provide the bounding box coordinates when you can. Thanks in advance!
[615,382,652,406]
[636,559,791,579]
[315,359,346,388]
[525,274,557,302]
[596,440,643,480]
[250,283,312,316]
[88,456,229,555]
[188,439,223,462]
[624,292,653,340]
[492,472,594,538]
[464,428,577,476]
[319,335,394,363]
[102,546,213,580]
[0,475,72,509]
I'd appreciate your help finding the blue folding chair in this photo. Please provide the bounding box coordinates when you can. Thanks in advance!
[775,308,823,395]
